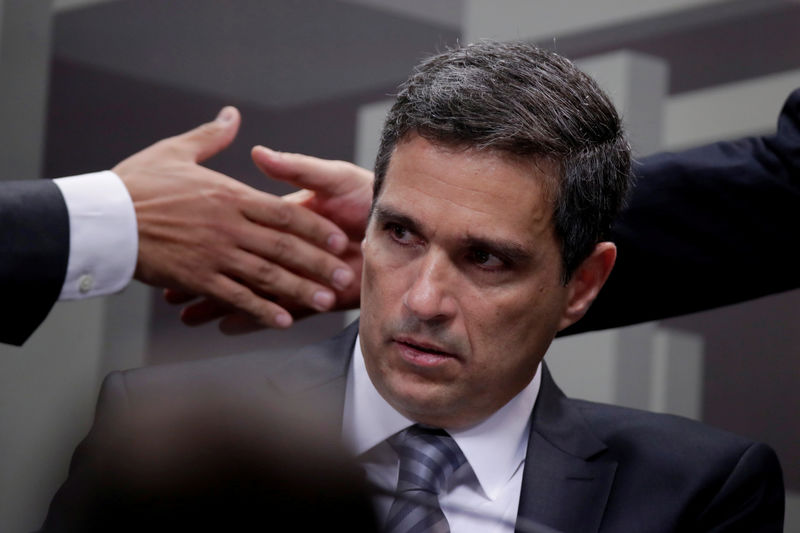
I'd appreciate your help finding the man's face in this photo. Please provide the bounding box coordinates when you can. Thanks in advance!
[359,135,576,429]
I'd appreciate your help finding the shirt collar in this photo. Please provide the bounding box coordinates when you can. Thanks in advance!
[342,334,541,501]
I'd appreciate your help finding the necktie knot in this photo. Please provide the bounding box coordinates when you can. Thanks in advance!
[391,425,465,495]
[385,425,466,533]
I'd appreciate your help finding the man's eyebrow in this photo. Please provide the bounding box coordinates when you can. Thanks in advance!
[373,204,533,264]
[463,235,533,265]
[371,205,423,235]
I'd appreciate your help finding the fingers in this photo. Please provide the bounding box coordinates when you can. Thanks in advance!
[176,290,316,334]
[163,288,197,305]
[281,188,314,205]
[202,274,294,329]
[178,298,230,326]
[183,306,306,335]
[223,247,349,312]
[239,191,350,255]
[175,296,312,333]
[251,145,372,196]
[170,240,347,331]
[171,106,242,163]
[237,228,355,292]
[219,311,316,335]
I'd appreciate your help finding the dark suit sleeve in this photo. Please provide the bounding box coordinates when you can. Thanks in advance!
[696,442,784,533]
[566,87,800,335]
[0,180,70,345]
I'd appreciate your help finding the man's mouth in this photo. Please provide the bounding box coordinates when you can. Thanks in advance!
[392,336,459,366]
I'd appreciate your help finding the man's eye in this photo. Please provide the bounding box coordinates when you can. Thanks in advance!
[385,223,413,244]
[468,249,505,270]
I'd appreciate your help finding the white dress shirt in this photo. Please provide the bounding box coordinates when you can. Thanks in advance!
[342,335,541,533]
[53,171,137,300]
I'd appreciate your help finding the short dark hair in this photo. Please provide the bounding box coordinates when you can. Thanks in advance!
[373,41,631,282]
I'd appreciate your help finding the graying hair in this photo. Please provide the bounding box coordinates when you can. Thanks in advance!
[373,41,631,282]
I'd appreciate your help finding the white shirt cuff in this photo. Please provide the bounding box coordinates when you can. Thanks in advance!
[54,171,138,300]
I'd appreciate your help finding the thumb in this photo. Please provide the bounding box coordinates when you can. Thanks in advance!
[251,146,366,197]
[178,106,241,163]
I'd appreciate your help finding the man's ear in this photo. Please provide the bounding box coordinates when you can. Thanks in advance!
[557,242,616,331]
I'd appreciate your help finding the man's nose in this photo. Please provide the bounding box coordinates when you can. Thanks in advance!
[402,251,457,323]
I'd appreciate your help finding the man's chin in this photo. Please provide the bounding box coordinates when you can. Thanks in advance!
[382,378,462,427]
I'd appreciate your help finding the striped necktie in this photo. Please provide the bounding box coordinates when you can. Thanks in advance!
[385,425,466,533]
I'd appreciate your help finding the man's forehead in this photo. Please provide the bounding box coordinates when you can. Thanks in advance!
[377,136,557,233]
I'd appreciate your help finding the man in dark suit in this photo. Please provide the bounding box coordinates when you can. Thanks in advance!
[44,41,783,532]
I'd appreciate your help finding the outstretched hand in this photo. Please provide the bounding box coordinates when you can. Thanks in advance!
[114,107,358,330]
[167,145,374,334]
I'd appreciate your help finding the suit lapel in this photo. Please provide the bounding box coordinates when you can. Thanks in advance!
[516,365,617,533]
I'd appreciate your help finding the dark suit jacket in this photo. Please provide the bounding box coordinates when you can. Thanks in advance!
[569,87,800,334]
[41,326,378,532]
[44,322,784,532]
[0,180,70,345]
